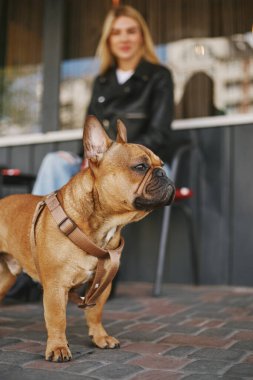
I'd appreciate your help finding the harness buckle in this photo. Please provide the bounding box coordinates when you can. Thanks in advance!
[59,217,76,236]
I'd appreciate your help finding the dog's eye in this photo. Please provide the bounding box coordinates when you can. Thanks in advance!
[134,163,148,172]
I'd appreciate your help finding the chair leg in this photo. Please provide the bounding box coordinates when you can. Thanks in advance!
[153,203,199,297]
[176,204,199,284]
[153,205,172,296]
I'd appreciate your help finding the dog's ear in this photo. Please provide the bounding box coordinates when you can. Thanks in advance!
[83,115,112,163]
[116,119,127,143]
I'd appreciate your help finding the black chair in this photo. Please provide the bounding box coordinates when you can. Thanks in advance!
[153,145,199,296]
[0,167,36,198]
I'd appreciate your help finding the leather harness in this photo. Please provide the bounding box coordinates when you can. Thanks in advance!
[30,192,124,309]
[30,167,153,309]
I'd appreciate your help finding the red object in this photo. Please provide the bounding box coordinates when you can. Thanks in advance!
[175,187,193,200]
[1,168,21,176]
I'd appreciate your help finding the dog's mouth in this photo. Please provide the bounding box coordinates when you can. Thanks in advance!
[134,169,175,211]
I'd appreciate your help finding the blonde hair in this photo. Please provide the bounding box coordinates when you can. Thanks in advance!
[96,5,159,74]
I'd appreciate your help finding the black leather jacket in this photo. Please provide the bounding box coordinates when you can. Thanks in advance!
[87,59,187,164]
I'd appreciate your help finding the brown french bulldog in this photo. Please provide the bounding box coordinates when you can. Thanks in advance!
[0,116,175,362]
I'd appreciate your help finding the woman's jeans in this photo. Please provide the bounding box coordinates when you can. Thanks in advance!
[32,152,82,195]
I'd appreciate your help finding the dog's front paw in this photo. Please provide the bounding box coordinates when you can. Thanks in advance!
[91,334,120,349]
[46,341,72,362]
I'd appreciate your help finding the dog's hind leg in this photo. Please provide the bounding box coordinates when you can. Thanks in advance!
[85,283,120,349]
[0,255,17,301]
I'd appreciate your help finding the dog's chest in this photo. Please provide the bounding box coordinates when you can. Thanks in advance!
[69,253,97,288]
[71,267,95,288]
[70,227,117,288]
[104,227,117,245]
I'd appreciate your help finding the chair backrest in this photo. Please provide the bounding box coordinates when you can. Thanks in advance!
[170,144,192,182]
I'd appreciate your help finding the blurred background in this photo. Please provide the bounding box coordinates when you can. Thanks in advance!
[1,0,253,134]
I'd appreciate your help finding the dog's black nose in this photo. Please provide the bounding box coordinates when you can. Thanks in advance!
[154,168,166,177]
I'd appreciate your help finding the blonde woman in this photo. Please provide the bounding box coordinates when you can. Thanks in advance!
[87,5,174,161]
[33,5,175,195]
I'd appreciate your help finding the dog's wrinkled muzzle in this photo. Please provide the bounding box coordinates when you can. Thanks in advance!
[134,167,175,211]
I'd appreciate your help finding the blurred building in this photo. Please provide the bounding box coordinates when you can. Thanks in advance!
[0,0,253,135]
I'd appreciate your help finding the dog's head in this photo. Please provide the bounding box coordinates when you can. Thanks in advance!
[83,116,175,215]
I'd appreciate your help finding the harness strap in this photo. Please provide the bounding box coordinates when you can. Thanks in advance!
[30,193,124,309]
[45,194,110,259]
[30,199,46,283]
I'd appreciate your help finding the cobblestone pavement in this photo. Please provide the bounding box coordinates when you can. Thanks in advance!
[1,282,253,379]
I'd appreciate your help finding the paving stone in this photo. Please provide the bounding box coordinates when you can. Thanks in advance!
[129,355,190,370]
[68,344,94,356]
[180,318,209,327]
[63,360,104,374]
[244,354,253,363]
[182,359,231,374]
[80,348,139,363]
[193,304,227,312]
[123,342,169,355]
[189,347,245,361]
[224,321,253,330]
[66,334,92,347]
[222,297,253,308]
[198,328,233,337]
[0,327,14,337]
[156,313,192,324]
[164,346,198,357]
[0,350,42,365]
[202,320,225,328]
[159,334,232,348]
[2,329,47,342]
[182,375,221,380]
[2,283,253,380]
[0,364,25,380]
[103,311,143,321]
[127,322,163,332]
[118,329,170,342]
[1,367,95,380]
[182,375,240,380]
[23,359,72,370]
[66,324,89,335]
[230,340,253,351]
[225,363,253,377]
[2,341,45,354]
[222,377,247,380]
[131,369,182,380]
[88,363,143,379]
[0,338,22,347]
[157,324,200,334]
[232,331,253,341]
[190,311,231,319]
[104,321,136,336]
[0,305,44,319]
[0,319,35,328]
[137,315,159,322]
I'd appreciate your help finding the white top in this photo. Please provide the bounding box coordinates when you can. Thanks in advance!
[116,69,134,84]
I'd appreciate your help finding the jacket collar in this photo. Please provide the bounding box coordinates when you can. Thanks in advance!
[133,59,154,81]
[99,59,154,83]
